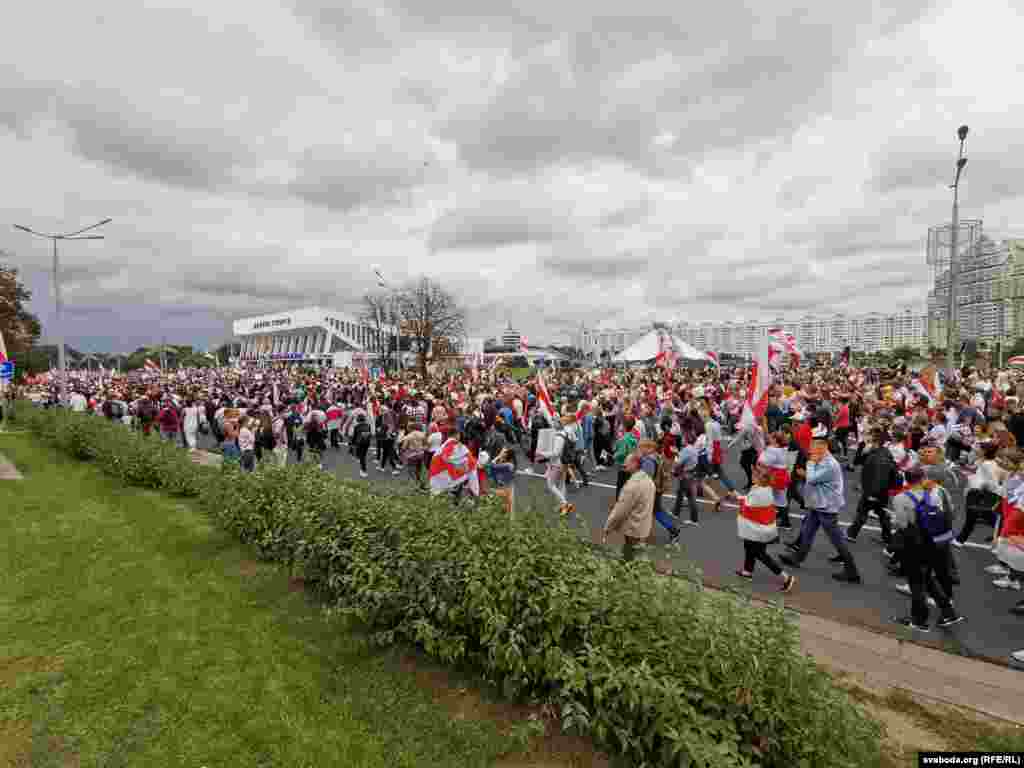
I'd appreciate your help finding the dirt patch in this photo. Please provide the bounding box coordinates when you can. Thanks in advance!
[0,720,31,766]
[398,655,610,768]
[239,559,261,578]
[0,656,63,688]
[287,577,306,593]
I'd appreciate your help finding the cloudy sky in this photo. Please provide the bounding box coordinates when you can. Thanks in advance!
[1,0,1022,353]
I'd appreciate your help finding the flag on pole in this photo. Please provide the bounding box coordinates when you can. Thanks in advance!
[767,328,801,368]
[519,335,528,354]
[707,351,719,368]
[912,364,942,407]
[0,329,8,363]
[534,369,556,426]
[740,337,773,429]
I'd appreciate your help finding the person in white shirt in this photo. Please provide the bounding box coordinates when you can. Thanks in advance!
[69,391,88,413]
[955,441,1005,546]
[237,417,256,472]
[182,399,204,450]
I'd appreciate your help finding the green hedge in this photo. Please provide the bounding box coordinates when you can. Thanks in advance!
[13,403,883,768]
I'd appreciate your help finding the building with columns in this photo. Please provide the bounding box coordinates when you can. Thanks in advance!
[233,306,395,365]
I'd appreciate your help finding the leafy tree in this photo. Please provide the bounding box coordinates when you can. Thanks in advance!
[0,263,42,363]
[1006,338,1024,358]
[396,276,467,375]
[890,345,920,362]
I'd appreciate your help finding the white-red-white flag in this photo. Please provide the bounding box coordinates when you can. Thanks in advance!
[144,358,160,371]
[707,351,719,368]
[534,369,556,426]
[740,337,773,429]
[519,335,528,354]
[0,329,8,363]
[428,437,480,496]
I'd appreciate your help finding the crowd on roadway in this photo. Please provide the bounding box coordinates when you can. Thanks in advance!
[13,355,1024,665]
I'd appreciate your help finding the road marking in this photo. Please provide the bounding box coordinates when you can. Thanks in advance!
[513,469,994,552]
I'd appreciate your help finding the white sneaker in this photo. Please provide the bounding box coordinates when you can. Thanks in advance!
[993,578,1022,590]
[392,469,401,476]
[951,539,964,549]
[1012,650,1024,664]
[522,467,533,474]
[894,583,936,606]
[359,470,368,478]
[985,564,1011,576]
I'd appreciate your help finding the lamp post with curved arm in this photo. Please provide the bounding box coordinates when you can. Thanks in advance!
[946,126,968,367]
[13,218,111,402]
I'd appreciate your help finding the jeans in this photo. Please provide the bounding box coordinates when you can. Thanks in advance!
[653,492,678,536]
[743,540,783,575]
[329,428,341,449]
[847,496,893,544]
[546,464,567,505]
[356,442,369,473]
[380,438,398,470]
[406,457,426,488]
[241,449,256,472]
[791,508,859,577]
[673,474,700,522]
[710,462,736,491]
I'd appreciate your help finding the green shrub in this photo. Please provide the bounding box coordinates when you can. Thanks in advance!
[13,402,884,768]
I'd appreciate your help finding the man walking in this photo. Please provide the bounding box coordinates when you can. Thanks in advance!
[603,452,654,561]
[781,426,861,583]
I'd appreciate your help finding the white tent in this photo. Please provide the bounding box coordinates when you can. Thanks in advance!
[612,331,708,364]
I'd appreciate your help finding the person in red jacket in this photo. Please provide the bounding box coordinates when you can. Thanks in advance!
[833,395,851,462]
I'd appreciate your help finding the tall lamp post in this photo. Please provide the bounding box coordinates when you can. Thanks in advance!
[371,265,402,374]
[946,125,969,368]
[13,218,112,403]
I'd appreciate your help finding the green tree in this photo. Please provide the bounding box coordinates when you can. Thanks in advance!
[890,345,919,362]
[0,263,42,363]
[1006,338,1024,358]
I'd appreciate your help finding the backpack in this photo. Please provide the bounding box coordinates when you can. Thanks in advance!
[531,412,548,431]
[559,430,578,465]
[862,448,899,498]
[904,490,953,543]
[594,415,609,436]
[109,401,125,420]
[138,399,156,422]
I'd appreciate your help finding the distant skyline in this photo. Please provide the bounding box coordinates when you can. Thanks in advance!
[2,0,1023,354]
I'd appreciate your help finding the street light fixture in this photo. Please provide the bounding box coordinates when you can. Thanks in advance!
[13,218,112,403]
[370,264,402,374]
[946,126,968,368]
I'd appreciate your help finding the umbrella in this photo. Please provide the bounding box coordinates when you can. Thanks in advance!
[1008,356,1024,368]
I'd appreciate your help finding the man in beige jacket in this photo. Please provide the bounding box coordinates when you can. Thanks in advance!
[603,452,655,561]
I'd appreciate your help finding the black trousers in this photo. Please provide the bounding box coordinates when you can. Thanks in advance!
[673,474,699,522]
[743,540,783,575]
[356,442,370,472]
[379,438,398,469]
[903,539,957,625]
[616,469,629,500]
[958,490,1000,544]
[847,495,893,544]
[740,448,757,489]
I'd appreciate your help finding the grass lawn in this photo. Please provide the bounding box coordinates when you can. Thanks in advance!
[0,437,606,768]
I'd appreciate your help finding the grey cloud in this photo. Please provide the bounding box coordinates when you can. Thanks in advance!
[429,201,572,251]
[599,202,651,229]
[540,250,650,281]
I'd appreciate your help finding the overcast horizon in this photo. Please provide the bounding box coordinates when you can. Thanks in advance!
[2,0,1023,354]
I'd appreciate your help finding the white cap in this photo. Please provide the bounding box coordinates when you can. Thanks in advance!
[812,424,828,439]
[478,451,491,467]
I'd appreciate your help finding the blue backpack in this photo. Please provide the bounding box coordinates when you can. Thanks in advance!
[904,490,953,543]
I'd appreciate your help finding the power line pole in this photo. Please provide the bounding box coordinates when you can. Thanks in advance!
[946,125,969,369]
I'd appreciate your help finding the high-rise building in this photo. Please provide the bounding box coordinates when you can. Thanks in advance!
[991,239,1024,341]
[500,322,521,348]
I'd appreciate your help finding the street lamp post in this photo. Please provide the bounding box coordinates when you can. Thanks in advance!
[372,266,402,374]
[13,218,112,403]
[946,125,969,369]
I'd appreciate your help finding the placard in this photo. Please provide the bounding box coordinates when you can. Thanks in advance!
[536,428,555,459]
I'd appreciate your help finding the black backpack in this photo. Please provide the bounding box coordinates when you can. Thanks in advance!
[594,415,609,436]
[862,447,899,498]
[560,430,578,465]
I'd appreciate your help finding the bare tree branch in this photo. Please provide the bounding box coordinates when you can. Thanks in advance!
[396,276,467,374]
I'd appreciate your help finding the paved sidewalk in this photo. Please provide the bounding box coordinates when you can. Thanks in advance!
[720,587,1024,724]
[0,452,23,480]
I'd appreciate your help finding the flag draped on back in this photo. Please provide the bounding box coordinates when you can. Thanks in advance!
[996,480,1024,574]
[429,438,480,496]
[767,328,801,368]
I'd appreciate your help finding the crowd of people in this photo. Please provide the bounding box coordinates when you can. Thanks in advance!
[12,355,1024,664]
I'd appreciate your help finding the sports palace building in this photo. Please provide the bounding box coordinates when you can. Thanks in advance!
[233,306,397,367]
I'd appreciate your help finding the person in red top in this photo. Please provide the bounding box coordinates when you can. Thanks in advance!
[833,396,851,461]
[794,417,813,457]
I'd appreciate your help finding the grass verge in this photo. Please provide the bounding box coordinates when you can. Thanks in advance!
[0,437,607,768]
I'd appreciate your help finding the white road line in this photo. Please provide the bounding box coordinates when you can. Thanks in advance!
[513,469,994,552]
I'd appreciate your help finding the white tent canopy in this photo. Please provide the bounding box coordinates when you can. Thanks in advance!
[612,331,707,364]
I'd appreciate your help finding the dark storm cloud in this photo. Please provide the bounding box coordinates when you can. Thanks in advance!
[178,276,315,306]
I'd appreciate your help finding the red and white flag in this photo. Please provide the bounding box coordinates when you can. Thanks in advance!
[740,337,773,429]
[144,358,160,371]
[655,332,669,368]
[767,328,801,368]
[912,365,942,407]
[534,369,556,426]
[996,481,1024,574]
[0,329,8,363]
[707,351,719,368]
[429,437,480,496]
[519,335,528,354]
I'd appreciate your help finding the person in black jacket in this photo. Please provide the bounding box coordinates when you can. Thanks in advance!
[846,427,898,546]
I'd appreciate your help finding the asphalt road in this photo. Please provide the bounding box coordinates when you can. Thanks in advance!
[199,432,1024,667]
